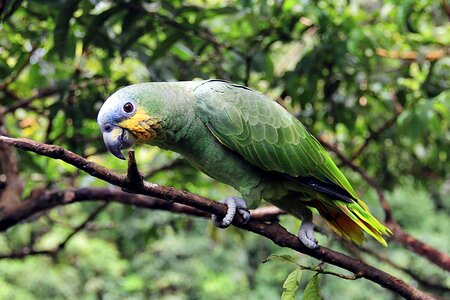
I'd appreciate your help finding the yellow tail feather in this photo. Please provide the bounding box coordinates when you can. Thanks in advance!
[313,200,392,246]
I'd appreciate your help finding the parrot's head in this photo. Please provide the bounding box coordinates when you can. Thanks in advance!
[97,84,163,160]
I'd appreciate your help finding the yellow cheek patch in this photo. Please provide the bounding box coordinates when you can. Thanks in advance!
[118,107,161,140]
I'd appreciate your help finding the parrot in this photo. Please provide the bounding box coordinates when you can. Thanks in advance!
[97,79,392,249]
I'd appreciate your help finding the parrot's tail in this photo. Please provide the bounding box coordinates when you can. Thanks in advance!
[313,199,392,246]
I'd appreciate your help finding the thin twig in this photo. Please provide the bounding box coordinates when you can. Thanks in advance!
[118,2,245,57]
[0,247,56,259]
[350,114,399,161]
[144,158,186,180]
[2,78,110,114]
[264,254,363,280]
[0,46,37,90]
[0,202,108,259]
[57,202,109,250]
[300,265,362,280]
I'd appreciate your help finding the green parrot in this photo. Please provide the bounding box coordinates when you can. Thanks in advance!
[97,80,391,248]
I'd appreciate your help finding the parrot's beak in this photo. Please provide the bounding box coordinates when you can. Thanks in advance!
[102,126,136,160]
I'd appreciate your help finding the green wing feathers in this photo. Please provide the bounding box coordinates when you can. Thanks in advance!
[195,80,392,245]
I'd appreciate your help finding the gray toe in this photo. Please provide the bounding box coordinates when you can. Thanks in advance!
[298,222,319,249]
[238,208,251,223]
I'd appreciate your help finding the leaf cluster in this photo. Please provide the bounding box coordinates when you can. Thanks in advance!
[0,0,449,299]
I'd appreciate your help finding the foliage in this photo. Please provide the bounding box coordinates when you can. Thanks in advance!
[0,0,449,299]
[281,268,302,300]
[303,275,321,300]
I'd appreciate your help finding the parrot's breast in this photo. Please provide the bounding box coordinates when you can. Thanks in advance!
[150,115,266,207]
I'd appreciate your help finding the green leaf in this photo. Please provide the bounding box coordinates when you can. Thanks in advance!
[53,0,81,59]
[303,275,321,300]
[0,0,23,21]
[264,254,297,264]
[264,54,274,80]
[209,6,238,15]
[120,21,153,56]
[151,32,184,61]
[172,43,194,61]
[0,56,11,78]
[281,268,302,300]
[283,268,302,290]
[281,289,296,300]
[83,6,123,51]
[121,10,140,33]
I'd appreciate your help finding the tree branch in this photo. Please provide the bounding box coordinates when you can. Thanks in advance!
[1,78,110,114]
[375,48,448,62]
[0,202,108,259]
[0,45,36,91]
[144,157,186,180]
[320,139,450,272]
[0,113,23,215]
[0,247,56,259]
[57,202,109,250]
[118,2,245,57]
[350,114,399,161]
[358,246,450,295]
[0,136,438,300]
[336,236,450,295]
[0,187,287,233]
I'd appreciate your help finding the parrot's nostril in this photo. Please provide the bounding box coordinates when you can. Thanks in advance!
[104,124,113,132]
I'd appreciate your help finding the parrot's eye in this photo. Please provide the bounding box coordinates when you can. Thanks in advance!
[123,102,134,113]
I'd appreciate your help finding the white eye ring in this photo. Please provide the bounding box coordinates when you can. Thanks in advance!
[123,102,134,113]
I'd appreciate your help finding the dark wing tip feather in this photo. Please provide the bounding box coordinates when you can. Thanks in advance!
[281,173,355,203]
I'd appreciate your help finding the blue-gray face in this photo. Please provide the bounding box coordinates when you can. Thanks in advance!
[97,91,138,160]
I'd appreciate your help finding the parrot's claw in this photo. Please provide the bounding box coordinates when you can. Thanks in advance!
[238,208,251,224]
[212,196,250,228]
[298,221,319,249]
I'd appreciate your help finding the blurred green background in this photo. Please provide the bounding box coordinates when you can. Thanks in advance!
[0,0,449,299]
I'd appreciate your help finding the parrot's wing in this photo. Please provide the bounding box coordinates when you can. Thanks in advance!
[195,80,358,200]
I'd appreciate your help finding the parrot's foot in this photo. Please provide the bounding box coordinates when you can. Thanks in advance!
[296,207,319,249]
[298,220,318,249]
[211,196,250,228]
